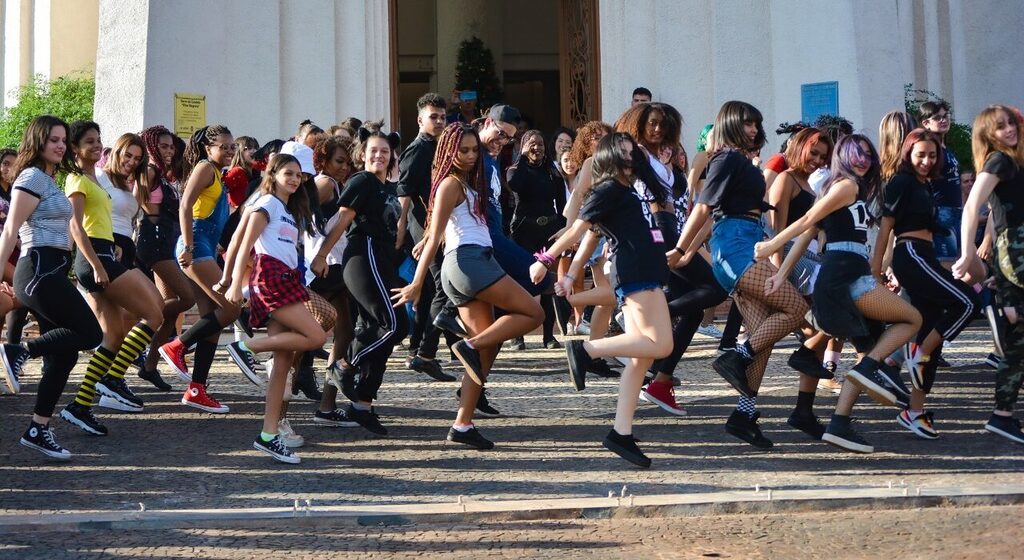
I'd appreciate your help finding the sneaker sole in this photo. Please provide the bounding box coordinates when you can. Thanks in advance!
[724,425,774,449]
[822,432,874,453]
[445,433,495,450]
[897,413,939,440]
[281,438,305,449]
[474,407,500,418]
[451,344,484,386]
[640,389,687,416]
[1,347,20,394]
[19,437,71,460]
[227,345,266,388]
[817,379,843,394]
[158,347,191,383]
[253,441,301,464]
[601,438,651,468]
[845,370,897,407]
[97,395,144,413]
[181,397,229,414]
[59,409,107,436]
[313,417,359,428]
[985,423,1024,444]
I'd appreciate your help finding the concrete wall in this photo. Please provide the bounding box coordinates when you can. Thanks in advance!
[599,0,1024,155]
[94,0,392,143]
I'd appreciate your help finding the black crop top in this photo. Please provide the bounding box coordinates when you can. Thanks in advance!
[984,152,1024,232]
[819,199,871,245]
[882,172,937,235]
[697,149,768,218]
[787,187,814,227]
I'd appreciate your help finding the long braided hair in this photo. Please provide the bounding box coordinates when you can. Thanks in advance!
[426,123,487,231]
[181,124,231,181]
[141,125,172,180]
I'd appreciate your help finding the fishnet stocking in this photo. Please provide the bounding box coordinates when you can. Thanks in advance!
[853,285,920,363]
[733,260,808,390]
[304,291,337,333]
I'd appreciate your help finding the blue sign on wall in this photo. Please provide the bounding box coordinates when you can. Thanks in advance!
[801,81,839,123]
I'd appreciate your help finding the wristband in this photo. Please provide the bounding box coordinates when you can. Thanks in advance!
[673,246,685,256]
[564,273,575,282]
[182,246,193,253]
[534,250,556,267]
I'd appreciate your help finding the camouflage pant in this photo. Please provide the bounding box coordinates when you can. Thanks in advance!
[992,237,1024,411]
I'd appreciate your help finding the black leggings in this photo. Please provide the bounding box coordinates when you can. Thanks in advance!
[892,240,979,391]
[656,254,728,376]
[343,236,408,402]
[14,247,102,417]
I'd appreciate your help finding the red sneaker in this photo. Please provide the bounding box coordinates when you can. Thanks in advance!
[159,338,190,382]
[182,382,229,414]
[641,379,687,416]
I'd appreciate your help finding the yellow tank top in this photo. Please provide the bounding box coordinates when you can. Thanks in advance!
[192,163,224,219]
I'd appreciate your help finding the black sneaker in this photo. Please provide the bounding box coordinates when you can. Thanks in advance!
[457,387,501,417]
[787,410,825,440]
[845,364,897,407]
[313,408,359,427]
[1,343,29,394]
[138,368,172,391]
[565,340,591,391]
[313,348,330,361]
[508,337,527,351]
[234,309,254,338]
[824,360,838,374]
[587,358,621,378]
[433,311,469,338]
[20,422,71,460]
[985,353,1003,369]
[452,340,484,385]
[985,414,1024,444]
[543,338,562,350]
[877,363,911,399]
[96,375,144,412]
[787,346,832,379]
[408,355,457,382]
[725,410,773,449]
[253,434,300,464]
[822,419,874,453]
[293,365,323,402]
[227,341,264,387]
[347,404,387,435]
[602,429,651,468]
[447,426,495,450]
[60,402,109,436]
[712,350,755,398]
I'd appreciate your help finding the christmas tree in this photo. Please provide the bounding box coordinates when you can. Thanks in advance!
[454,36,503,110]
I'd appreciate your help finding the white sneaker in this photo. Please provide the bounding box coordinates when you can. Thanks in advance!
[576,320,591,335]
[614,312,626,331]
[697,323,724,338]
[566,322,576,336]
[277,418,305,448]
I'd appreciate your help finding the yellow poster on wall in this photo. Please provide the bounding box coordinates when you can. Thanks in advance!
[174,93,206,138]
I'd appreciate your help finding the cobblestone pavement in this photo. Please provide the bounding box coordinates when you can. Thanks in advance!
[0,324,1022,515]
[0,504,1020,559]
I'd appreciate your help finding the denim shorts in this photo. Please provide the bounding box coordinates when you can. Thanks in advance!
[175,218,221,264]
[710,216,762,294]
[587,237,607,267]
[614,280,663,306]
[849,275,877,301]
[442,244,506,306]
[934,206,963,262]
[783,240,820,296]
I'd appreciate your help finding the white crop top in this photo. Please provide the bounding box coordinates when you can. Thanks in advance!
[444,185,491,254]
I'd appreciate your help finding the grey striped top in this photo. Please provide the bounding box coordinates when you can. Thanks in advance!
[14,167,72,251]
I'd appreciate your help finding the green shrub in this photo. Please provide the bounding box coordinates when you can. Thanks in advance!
[904,83,973,172]
[0,74,95,150]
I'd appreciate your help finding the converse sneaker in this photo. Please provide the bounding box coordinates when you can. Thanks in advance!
[697,323,724,338]
[158,338,190,382]
[313,408,359,427]
[446,425,495,450]
[253,434,300,464]
[227,341,264,387]
[20,422,72,460]
[182,382,229,413]
[347,404,387,435]
[293,365,322,401]
[277,418,304,448]
[897,409,939,440]
[602,428,651,468]
[1,343,29,394]
[985,414,1024,444]
[640,380,687,416]
[60,402,109,436]
[845,364,897,407]
[822,419,874,453]
[96,375,144,412]
[985,353,1003,369]
[575,320,591,335]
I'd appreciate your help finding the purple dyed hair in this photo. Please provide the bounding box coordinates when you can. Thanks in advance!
[822,134,882,221]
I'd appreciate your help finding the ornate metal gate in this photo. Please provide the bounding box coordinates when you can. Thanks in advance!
[558,0,601,128]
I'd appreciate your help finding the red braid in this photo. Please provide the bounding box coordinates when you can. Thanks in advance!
[141,125,171,181]
[426,123,487,232]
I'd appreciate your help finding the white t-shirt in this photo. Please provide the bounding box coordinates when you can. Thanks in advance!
[252,194,299,269]
[96,168,140,238]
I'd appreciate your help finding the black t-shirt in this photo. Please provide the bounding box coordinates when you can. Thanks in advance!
[932,148,961,208]
[985,152,1024,232]
[339,171,393,242]
[580,179,668,288]
[787,187,814,227]
[819,199,871,245]
[396,132,437,229]
[506,159,566,219]
[883,172,937,235]
[697,148,767,218]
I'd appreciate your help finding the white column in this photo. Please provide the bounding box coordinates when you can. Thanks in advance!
[32,0,51,79]
[92,0,148,136]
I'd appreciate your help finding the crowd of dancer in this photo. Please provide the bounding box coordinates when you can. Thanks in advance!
[1,87,1023,468]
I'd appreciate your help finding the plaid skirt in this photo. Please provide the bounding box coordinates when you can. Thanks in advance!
[249,253,309,328]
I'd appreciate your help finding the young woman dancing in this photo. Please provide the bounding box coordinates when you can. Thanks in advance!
[667,101,810,449]
[532,132,672,468]
[756,135,921,452]
[393,123,543,449]
[0,115,102,459]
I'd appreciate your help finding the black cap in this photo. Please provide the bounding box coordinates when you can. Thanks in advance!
[488,104,521,124]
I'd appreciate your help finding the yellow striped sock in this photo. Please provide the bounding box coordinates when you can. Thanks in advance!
[74,347,116,407]
[106,324,155,380]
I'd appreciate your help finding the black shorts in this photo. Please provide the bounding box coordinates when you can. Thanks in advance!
[113,233,136,270]
[308,263,346,296]
[75,237,129,293]
[135,220,178,268]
